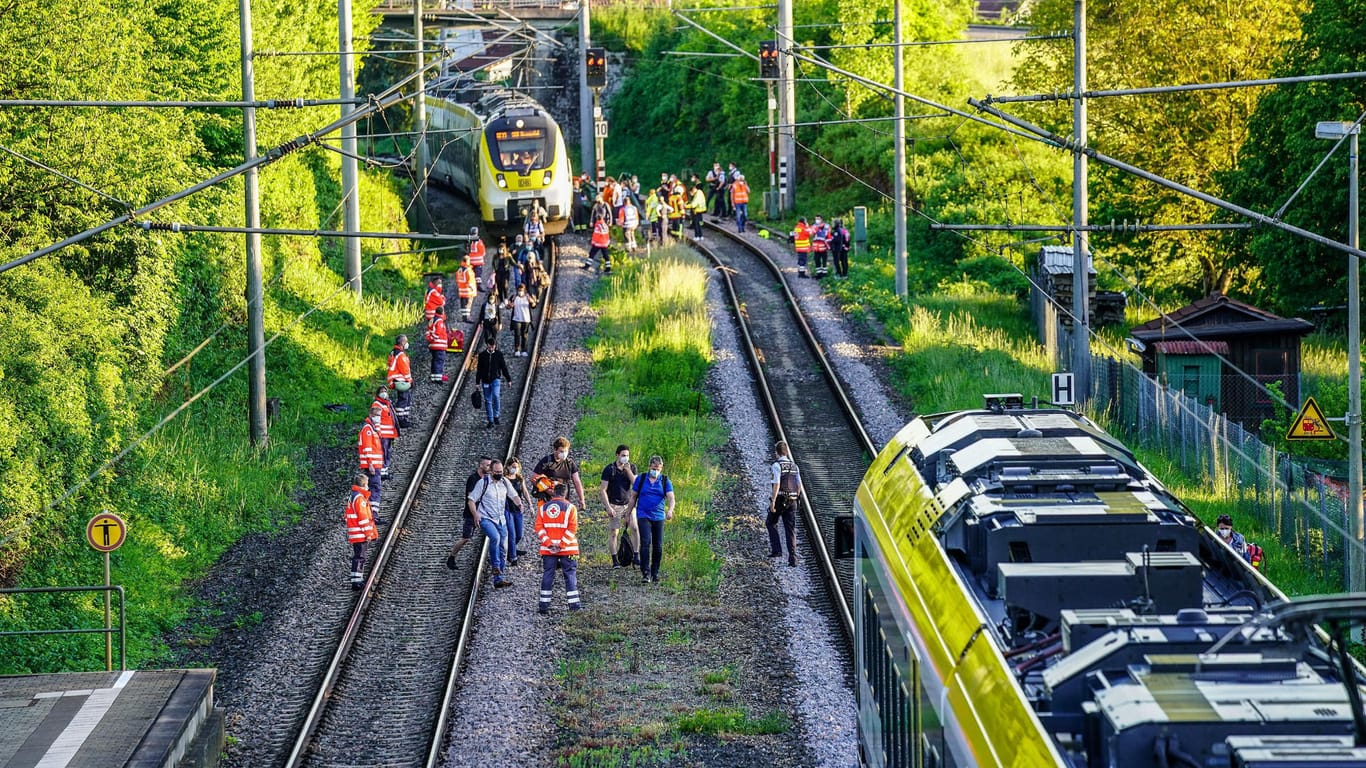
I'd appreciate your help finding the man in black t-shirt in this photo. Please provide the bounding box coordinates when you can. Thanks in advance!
[599,444,639,568]
[532,436,586,510]
[447,455,491,569]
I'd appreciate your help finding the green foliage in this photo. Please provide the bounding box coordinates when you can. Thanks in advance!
[0,0,424,673]
[673,707,789,736]
[1013,0,1307,301]
[1223,0,1366,315]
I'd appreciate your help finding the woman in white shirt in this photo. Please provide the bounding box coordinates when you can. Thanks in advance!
[508,284,536,357]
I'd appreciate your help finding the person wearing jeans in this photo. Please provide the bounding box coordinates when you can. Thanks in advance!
[469,459,521,588]
[628,455,675,583]
[504,458,532,566]
[476,335,512,428]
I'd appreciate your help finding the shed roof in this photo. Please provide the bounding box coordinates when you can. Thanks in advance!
[1154,340,1229,356]
[1130,292,1313,341]
[1038,245,1096,276]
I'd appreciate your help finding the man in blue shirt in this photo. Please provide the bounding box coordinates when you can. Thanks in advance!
[628,455,674,583]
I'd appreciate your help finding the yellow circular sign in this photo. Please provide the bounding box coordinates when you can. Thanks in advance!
[86,513,127,553]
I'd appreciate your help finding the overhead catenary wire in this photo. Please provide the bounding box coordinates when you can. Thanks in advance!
[0,142,134,210]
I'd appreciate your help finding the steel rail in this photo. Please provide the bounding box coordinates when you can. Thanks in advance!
[689,227,857,642]
[284,245,555,766]
[424,241,558,767]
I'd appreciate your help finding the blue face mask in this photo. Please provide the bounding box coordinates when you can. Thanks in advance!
[649,469,661,479]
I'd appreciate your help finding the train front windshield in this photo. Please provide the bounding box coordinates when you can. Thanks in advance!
[488,122,552,172]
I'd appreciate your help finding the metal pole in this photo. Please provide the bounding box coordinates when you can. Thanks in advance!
[240,0,269,447]
[1349,129,1363,592]
[893,0,907,298]
[413,0,430,233]
[767,81,777,212]
[103,551,112,672]
[777,0,795,211]
[340,0,362,297]
[1071,0,1091,400]
[594,89,605,185]
[579,3,593,177]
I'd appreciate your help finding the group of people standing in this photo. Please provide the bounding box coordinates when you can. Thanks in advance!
[790,216,852,279]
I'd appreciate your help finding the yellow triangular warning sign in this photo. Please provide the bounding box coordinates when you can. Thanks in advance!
[1286,396,1338,441]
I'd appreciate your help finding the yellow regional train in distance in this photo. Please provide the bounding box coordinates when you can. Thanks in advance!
[848,394,1366,768]
[426,86,573,236]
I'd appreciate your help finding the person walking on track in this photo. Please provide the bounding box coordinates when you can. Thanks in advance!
[474,334,512,428]
[628,455,674,583]
[370,385,400,478]
[424,275,445,323]
[768,440,801,567]
[535,480,581,613]
[467,227,486,280]
[426,306,450,383]
[358,405,386,525]
[469,459,521,588]
[344,473,379,589]
[509,283,535,357]
[504,457,532,567]
[600,444,639,569]
[730,173,750,233]
[386,335,413,428]
[532,436,587,511]
[456,257,477,321]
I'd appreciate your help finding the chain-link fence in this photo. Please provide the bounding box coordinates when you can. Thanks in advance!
[1089,356,1354,591]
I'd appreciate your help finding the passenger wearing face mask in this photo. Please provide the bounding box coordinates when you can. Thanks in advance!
[627,455,674,583]
[1215,514,1248,560]
[387,335,414,428]
[503,457,532,566]
[357,405,387,525]
[509,284,536,357]
[532,436,586,512]
[468,459,521,588]
[448,456,492,569]
[600,444,639,569]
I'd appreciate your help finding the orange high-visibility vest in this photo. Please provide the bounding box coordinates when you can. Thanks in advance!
[591,220,611,248]
[468,240,486,268]
[793,223,811,253]
[730,181,750,204]
[370,397,398,438]
[387,348,412,387]
[425,319,449,352]
[345,486,378,544]
[358,421,384,469]
[424,285,445,320]
[456,266,477,299]
[812,225,829,252]
[535,497,580,556]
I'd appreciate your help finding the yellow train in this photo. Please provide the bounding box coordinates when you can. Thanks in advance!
[426,88,573,236]
[851,394,1366,767]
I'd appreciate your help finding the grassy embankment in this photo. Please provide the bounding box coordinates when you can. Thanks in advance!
[0,155,448,674]
[553,246,787,768]
[825,255,1343,598]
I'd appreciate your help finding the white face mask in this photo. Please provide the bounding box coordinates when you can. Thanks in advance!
[618,455,629,465]
[1218,528,1232,539]
[648,469,661,479]
[402,342,410,350]
[556,450,568,461]
[371,415,382,425]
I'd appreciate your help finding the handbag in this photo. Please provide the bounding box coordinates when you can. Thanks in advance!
[471,388,483,410]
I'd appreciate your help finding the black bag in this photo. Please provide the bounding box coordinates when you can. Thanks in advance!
[471,388,483,410]
[615,529,636,567]
[777,460,801,499]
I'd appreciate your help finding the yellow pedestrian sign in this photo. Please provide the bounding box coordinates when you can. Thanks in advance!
[86,512,127,553]
[1286,397,1337,442]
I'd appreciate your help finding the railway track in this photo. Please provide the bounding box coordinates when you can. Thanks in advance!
[280,245,558,768]
[691,224,865,639]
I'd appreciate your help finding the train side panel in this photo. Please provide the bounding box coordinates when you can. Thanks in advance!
[855,422,1063,768]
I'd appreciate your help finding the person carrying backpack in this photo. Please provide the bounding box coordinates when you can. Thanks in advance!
[599,444,639,569]
[628,455,674,583]
[768,441,801,567]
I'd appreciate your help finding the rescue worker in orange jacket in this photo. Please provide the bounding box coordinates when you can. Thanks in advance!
[455,258,478,321]
[587,214,611,272]
[467,227,487,280]
[424,276,445,322]
[535,480,581,614]
[345,473,379,589]
[791,218,812,278]
[811,216,830,278]
[387,335,413,428]
[358,406,386,524]
[425,306,450,383]
[730,173,750,233]
[371,385,401,478]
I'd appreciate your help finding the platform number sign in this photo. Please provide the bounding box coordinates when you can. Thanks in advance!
[86,512,127,553]
[1052,372,1075,406]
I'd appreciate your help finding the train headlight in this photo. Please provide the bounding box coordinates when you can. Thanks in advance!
[496,173,507,189]
[541,170,552,185]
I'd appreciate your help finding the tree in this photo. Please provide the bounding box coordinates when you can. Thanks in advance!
[1011,0,1305,303]
[1223,0,1366,316]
